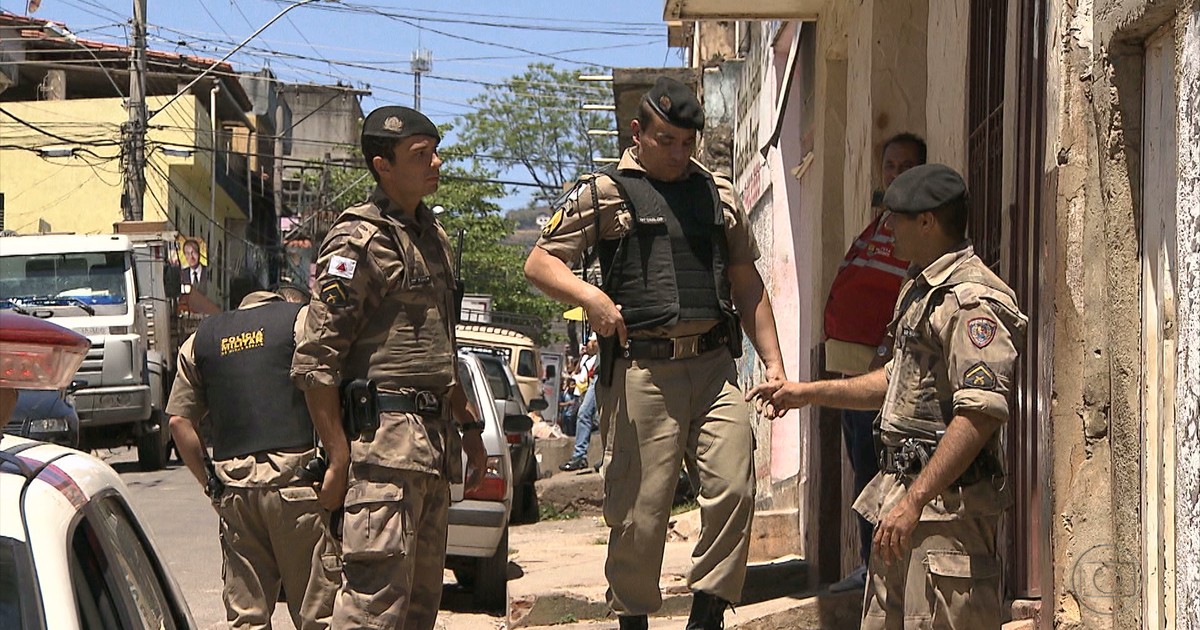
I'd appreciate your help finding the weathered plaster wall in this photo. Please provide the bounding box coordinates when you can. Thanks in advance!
[1174,7,1200,627]
[1046,0,1122,627]
[925,0,969,170]
[1048,0,1197,627]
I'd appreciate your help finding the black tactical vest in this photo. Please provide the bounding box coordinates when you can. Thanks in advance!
[194,302,315,460]
[595,167,734,331]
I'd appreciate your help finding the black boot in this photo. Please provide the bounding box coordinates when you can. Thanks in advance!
[618,614,648,630]
[686,590,729,630]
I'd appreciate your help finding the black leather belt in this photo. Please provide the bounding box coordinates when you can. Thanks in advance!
[377,390,445,417]
[880,439,1002,487]
[622,322,732,361]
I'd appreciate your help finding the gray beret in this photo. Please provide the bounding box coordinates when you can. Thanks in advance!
[361,106,440,145]
[882,163,967,214]
[643,76,704,131]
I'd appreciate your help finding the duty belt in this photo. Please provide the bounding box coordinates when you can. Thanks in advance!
[622,322,732,361]
[880,437,1001,487]
[377,390,445,417]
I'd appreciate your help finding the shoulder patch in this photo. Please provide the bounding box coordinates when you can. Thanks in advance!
[963,362,997,390]
[328,255,357,280]
[967,317,997,348]
[319,280,349,308]
[542,207,566,236]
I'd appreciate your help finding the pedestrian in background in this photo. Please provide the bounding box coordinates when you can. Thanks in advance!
[526,76,787,630]
[561,333,599,471]
[167,287,338,630]
[290,105,487,630]
[822,132,925,592]
[749,164,1026,629]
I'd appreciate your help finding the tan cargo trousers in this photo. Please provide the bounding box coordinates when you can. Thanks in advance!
[217,485,340,630]
[861,515,1001,630]
[599,346,756,615]
[333,465,450,630]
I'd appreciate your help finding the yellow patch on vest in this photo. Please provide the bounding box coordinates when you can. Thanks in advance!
[220,328,265,356]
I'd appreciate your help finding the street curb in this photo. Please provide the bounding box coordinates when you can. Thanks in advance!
[509,587,693,628]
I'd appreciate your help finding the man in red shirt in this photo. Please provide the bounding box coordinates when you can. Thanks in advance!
[823,132,925,592]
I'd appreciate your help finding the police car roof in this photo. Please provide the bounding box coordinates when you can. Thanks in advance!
[455,324,536,343]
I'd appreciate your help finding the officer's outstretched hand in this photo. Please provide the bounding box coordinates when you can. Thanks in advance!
[584,291,627,347]
[462,430,487,493]
[745,380,817,418]
[317,463,348,512]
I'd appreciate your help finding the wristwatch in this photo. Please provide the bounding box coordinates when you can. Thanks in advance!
[459,420,486,433]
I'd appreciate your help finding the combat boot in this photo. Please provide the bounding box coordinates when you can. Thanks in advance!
[618,614,648,630]
[685,590,729,630]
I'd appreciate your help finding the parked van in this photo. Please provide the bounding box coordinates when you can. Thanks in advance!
[456,324,545,407]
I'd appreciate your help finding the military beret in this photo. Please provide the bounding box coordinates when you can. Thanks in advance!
[361,106,440,145]
[882,163,968,214]
[643,76,704,131]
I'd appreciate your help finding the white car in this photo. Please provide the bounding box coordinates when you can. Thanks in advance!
[0,435,195,629]
[445,352,523,612]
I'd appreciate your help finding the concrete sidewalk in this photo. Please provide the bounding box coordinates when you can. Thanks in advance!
[508,470,862,629]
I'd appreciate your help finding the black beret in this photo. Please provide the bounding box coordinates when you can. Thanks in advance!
[882,163,967,214]
[361,106,440,145]
[643,76,704,131]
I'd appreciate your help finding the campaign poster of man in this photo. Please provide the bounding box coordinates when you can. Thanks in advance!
[176,235,210,295]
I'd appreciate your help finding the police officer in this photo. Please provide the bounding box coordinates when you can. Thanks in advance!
[748,164,1027,629]
[167,287,338,630]
[525,76,787,630]
[290,105,487,630]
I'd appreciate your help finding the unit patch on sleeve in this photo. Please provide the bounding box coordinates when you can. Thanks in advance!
[963,362,997,390]
[541,207,565,236]
[319,280,349,308]
[967,317,998,348]
[328,255,357,280]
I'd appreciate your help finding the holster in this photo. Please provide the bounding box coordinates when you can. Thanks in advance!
[724,312,743,359]
[340,378,380,440]
[597,334,618,388]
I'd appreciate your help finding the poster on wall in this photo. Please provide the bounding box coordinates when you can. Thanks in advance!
[176,235,209,295]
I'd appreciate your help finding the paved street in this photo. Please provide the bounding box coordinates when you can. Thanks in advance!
[97,448,505,630]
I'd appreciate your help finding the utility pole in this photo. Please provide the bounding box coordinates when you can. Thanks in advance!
[121,0,148,222]
[411,48,431,110]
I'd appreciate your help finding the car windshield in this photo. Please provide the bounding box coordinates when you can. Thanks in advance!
[0,252,130,317]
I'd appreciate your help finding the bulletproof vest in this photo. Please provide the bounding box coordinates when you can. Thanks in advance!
[336,202,458,392]
[193,302,314,460]
[595,167,734,331]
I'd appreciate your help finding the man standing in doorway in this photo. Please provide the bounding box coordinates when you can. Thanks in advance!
[823,132,925,592]
[291,105,487,629]
[526,76,786,630]
[750,164,1026,629]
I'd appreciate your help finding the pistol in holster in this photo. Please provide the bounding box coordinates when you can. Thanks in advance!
[723,312,744,359]
[340,378,380,440]
[202,453,225,503]
[597,334,618,388]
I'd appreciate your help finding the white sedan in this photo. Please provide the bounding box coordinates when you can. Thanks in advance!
[0,435,195,629]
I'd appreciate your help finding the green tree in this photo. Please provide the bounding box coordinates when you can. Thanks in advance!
[453,62,616,202]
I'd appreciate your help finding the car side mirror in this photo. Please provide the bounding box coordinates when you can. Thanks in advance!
[503,414,533,434]
[527,397,549,412]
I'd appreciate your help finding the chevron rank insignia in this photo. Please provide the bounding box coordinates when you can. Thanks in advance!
[968,317,997,348]
[963,362,997,390]
[320,280,348,308]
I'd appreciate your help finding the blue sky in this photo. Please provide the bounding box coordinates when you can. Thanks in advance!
[4,0,682,207]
